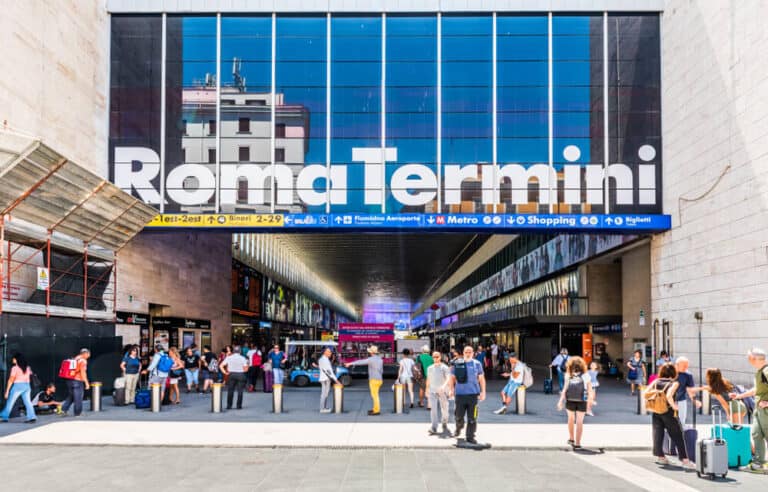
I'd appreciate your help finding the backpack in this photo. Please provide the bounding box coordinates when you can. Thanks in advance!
[453,359,468,384]
[644,381,671,414]
[157,354,174,373]
[565,374,586,402]
[58,358,78,380]
[559,355,569,373]
[412,358,424,381]
[207,356,219,373]
[251,352,262,367]
[522,365,534,388]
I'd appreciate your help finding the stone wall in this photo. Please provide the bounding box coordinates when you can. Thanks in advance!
[622,245,651,362]
[653,0,768,384]
[117,231,233,351]
[0,0,109,176]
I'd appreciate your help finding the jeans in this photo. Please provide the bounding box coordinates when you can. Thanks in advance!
[62,380,85,416]
[428,391,450,429]
[273,368,284,385]
[320,380,332,410]
[753,408,768,464]
[369,379,382,413]
[652,408,688,460]
[556,368,565,391]
[0,382,36,421]
[184,369,199,388]
[455,393,479,441]
[124,373,140,404]
[226,372,246,409]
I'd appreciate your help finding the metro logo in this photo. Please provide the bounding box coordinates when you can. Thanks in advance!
[113,146,657,209]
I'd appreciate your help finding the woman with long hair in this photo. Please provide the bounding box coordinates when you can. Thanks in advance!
[167,347,184,405]
[693,368,747,425]
[649,363,695,468]
[557,356,593,449]
[0,353,37,423]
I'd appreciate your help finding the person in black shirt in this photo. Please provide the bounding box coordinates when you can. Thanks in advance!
[33,383,62,414]
[183,347,201,394]
[674,356,700,428]
[650,363,695,469]
[200,346,217,393]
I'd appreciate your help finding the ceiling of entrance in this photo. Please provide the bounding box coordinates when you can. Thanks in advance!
[272,233,489,310]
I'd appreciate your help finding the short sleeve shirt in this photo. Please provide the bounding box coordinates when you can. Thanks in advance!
[183,354,200,369]
[10,365,31,383]
[675,372,694,401]
[399,358,415,378]
[122,355,141,375]
[269,351,284,367]
[452,359,484,396]
[223,354,248,373]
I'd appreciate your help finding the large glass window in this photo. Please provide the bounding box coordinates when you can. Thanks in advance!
[386,15,437,214]
[165,16,218,212]
[608,14,661,214]
[441,15,493,213]
[552,15,605,214]
[497,15,549,214]
[330,16,382,213]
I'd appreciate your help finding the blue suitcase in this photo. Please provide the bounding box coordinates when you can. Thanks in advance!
[135,389,151,409]
[712,423,751,468]
[543,367,553,394]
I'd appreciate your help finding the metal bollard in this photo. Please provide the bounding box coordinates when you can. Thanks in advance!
[150,383,161,413]
[90,382,102,412]
[272,384,283,413]
[211,383,223,413]
[333,383,344,414]
[702,390,711,415]
[393,383,404,414]
[516,385,526,415]
[637,386,648,415]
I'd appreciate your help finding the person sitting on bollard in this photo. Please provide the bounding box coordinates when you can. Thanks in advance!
[220,346,249,410]
[345,345,384,416]
[426,351,452,435]
[33,383,63,415]
[494,352,527,415]
[318,347,339,413]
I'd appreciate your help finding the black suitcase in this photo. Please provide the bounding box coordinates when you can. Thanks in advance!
[113,387,126,406]
[543,367,553,394]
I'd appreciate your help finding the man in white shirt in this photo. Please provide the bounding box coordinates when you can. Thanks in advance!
[494,352,527,415]
[426,351,452,435]
[318,347,339,413]
[220,346,249,410]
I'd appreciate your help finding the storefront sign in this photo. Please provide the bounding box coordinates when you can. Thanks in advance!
[152,317,211,330]
[116,311,149,325]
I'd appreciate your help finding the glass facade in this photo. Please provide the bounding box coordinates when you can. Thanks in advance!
[110,12,662,215]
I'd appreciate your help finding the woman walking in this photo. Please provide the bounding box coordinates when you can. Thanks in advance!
[649,363,695,468]
[398,349,416,408]
[626,350,647,396]
[167,347,184,404]
[557,356,593,449]
[0,353,37,423]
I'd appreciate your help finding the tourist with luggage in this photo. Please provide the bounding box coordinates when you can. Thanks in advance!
[550,348,569,392]
[556,356,593,449]
[626,350,647,396]
[120,346,141,404]
[426,351,451,435]
[60,348,91,418]
[729,347,768,472]
[182,347,200,394]
[318,346,339,413]
[398,349,417,408]
[345,345,384,416]
[0,353,37,423]
[645,362,694,468]
[493,352,527,415]
[220,346,249,410]
[147,345,172,403]
[451,346,486,445]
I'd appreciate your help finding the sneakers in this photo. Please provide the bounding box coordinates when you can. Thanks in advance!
[586,411,594,417]
[320,408,332,413]
[747,462,766,472]
[681,460,695,470]
[367,410,380,416]
[493,406,507,415]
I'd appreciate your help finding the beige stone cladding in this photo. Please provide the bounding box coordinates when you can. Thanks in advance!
[653,0,768,385]
[0,0,109,176]
[117,231,233,351]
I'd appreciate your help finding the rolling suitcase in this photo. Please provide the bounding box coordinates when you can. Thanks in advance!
[263,368,274,393]
[696,411,728,480]
[134,375,151,409]
[543,367,553,395]
[113,387,126,406]
[711,410,751,468]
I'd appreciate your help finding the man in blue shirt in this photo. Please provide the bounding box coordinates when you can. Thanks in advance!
[268,344,286,385]
[451,346,486,444]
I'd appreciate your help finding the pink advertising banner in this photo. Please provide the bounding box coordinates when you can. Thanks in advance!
[338,323,395,364]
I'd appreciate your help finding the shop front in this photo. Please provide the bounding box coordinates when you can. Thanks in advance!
[151,317,212,351]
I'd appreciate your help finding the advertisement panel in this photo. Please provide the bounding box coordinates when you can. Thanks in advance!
[338,323,395,364]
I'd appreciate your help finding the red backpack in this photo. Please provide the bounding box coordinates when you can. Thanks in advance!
[251,352,262,367]
[58,358,78,380]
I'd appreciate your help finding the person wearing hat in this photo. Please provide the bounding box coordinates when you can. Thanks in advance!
[494,351,527,415]
[416,344,434,408]
[345,345,384,415]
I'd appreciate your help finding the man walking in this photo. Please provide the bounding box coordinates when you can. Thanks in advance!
[730,347,768,472]
[416,345,433,408]
[345,345,383,416]
[451,346,486,445]
[318,347,339,413]
[550,348,569,391]
[61,348,91,417]
[220,346,249,410]
[426,351,451,435]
